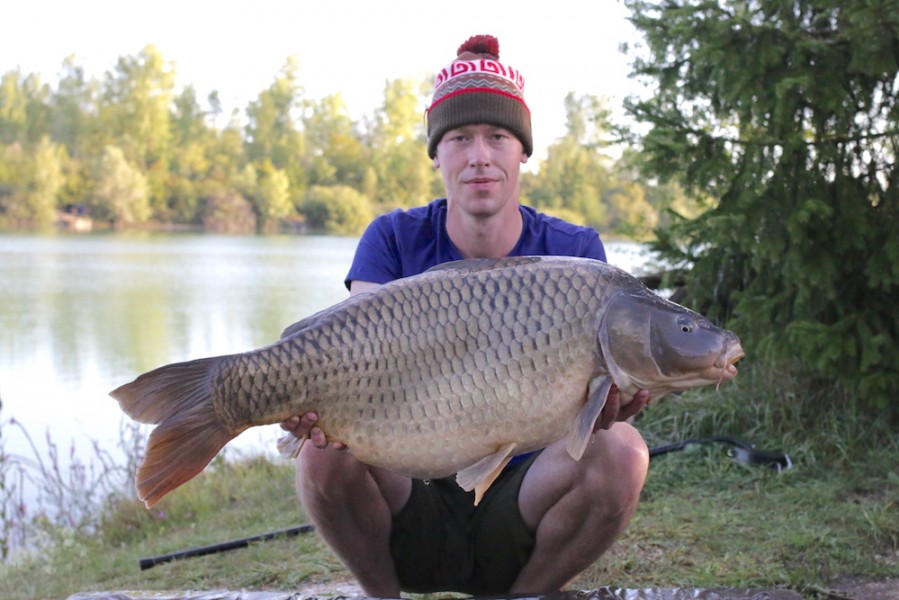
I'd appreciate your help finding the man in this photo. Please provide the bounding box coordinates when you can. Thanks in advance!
[281,34,650,596]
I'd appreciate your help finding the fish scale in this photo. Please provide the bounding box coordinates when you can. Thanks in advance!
[112,256,744,508]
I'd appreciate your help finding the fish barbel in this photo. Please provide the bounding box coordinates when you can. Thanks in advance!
[112,256,744,508]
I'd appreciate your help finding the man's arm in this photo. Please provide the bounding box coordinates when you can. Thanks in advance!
[347,280,381,296]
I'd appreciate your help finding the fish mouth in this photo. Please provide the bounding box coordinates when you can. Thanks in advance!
[715,342,745,389]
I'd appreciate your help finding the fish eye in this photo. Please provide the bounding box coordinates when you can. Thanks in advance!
[677,317,694,333]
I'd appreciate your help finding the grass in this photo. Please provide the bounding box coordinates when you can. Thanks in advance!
[0,362,897,600]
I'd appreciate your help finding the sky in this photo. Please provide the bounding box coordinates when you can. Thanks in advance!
[1,0,649,162]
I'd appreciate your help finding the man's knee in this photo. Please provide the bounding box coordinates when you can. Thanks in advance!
[295,444,365,497]
[606,422,649,474]
[587,423,649,510]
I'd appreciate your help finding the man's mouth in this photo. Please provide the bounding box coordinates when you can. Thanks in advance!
[466,177,498,188]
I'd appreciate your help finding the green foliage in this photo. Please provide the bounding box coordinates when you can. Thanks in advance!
[302,94,367,189]
[25,136,65,228]
[524,93,612,228]
[99,45,175,212]
[249,161,293,233]
[301,184,375,235]
[525,135,609,227]
[201,190,257,234]
[245,57,307,197]
[0,46,679,235]
[0,136,66,229]
[0,70,49,146]
[523,92,684,237]
[366,78,441,210]
[90,145,151,227]
[49,57,98,160]
[625,0,899,411]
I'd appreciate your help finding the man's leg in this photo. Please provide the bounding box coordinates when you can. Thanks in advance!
[510,422,649,593]
[295,444,411,597]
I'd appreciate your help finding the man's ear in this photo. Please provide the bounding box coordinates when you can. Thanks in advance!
[521,153,528,165]
[433,157,440,169]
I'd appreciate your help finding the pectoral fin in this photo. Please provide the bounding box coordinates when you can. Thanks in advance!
[566,375,612,461]
[455,442,518,505]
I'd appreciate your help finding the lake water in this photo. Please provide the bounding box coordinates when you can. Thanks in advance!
[0,233,650,516]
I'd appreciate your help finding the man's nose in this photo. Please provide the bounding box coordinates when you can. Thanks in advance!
[468,137,491,166]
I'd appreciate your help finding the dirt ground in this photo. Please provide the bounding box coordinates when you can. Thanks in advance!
[826,576,899,599]
[294,577,899,600]
[66,576,899,600]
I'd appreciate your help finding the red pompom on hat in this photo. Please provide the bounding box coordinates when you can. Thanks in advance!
[457,35,500,59]
[426,34,532,158]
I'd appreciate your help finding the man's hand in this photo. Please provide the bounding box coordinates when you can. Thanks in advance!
[279,412,347,450]
[595,386,651,431]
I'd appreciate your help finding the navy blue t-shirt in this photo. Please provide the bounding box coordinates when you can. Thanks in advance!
[345,198,606,288]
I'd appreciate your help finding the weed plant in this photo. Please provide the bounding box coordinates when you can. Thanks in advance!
[0,416,145,561]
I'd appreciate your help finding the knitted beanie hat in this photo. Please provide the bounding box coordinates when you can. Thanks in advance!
[426,34,532,159]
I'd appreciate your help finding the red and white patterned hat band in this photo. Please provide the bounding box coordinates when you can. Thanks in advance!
[434,59,525,96]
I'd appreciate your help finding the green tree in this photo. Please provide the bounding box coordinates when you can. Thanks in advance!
[27,136,65,228]
[606,147,706,238]
[244,161,292,233]
[0,72,27,144]
[301,184,375,235]
[603,180,657,238]
[202,190,257,234]
[245,57,306,196]
[0,143,30,227]
[523,93,615,228]
[168,86,216,223]
[367,78,440,209]
[0,137,65,229]
[207,113,247,189]
[99,45,175,212]
[302,94,366,189]
[90,144,150,228]
[0,70,49,146]
[624,0,899,406]
[49,56,99,160]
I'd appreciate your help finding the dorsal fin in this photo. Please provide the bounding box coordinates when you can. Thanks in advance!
[424,256,543,274]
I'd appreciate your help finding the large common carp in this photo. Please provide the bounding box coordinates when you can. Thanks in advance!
[112,256,744,508]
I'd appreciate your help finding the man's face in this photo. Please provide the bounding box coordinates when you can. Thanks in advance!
[433,124,528,219]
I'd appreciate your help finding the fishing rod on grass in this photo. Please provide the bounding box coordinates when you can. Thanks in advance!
[139,524,315,570]
[648,435,792,472]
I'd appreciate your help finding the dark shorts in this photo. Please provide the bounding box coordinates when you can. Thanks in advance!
[388,452,540,595]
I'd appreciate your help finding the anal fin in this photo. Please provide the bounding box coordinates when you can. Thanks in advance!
[455,442,518,505]
[566,375,612,461]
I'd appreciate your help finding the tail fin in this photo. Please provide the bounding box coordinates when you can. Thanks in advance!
[110,357,241,508]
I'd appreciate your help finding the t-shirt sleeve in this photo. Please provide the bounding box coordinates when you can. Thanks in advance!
[344,215,402,289]
[580,231,607,262]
